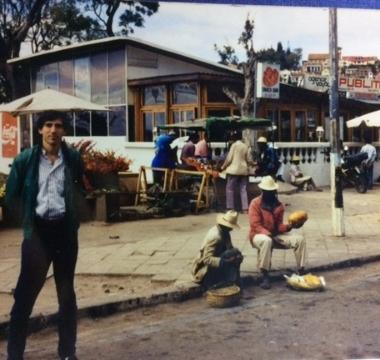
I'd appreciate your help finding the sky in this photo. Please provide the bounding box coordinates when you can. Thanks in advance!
[131,3,380,63]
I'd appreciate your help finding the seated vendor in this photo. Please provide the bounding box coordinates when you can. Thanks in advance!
[289,155,322,191]
[179,132,199,169]
[151,131,178,185]
[192,210,243,289]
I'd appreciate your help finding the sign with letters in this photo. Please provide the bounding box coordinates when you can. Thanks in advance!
[256,62,281,99]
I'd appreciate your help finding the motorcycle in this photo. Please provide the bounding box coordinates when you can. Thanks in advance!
[341,151,368,193]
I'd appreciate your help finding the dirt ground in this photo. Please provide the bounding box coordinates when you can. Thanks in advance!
[1,262,380,359]
[0,274,167,321]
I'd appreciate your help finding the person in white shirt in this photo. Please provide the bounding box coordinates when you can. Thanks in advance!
[360,137,377,189]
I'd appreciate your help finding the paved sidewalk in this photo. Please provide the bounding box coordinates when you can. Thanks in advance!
[1,186,380,331]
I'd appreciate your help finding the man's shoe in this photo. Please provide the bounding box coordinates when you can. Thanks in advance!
[297,267,307,276]
[260,275,271,290]
[61,356,78,360]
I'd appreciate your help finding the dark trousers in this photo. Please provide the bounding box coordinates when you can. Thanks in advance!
[365,164,374,189]
[7,218,78,360]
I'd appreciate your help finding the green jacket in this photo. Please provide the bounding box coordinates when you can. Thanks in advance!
[5,142,84,239]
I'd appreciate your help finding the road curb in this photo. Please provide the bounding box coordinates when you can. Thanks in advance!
[1,254,380,340]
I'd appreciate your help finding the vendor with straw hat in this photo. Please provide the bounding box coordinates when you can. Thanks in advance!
[248,176,307,289]
[192,210,243,289]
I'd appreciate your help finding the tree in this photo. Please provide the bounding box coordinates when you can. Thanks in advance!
[0,0,159,102]
[214,16,302,146]
[215,17,256,118]
[0,0,50,101]
[214,44,239,66]
[28,0,103,52]
[83,0,159,37]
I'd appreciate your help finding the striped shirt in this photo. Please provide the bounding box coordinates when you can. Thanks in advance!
[35,148,66,219]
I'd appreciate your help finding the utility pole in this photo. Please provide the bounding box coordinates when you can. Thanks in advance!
[329,8,345,236]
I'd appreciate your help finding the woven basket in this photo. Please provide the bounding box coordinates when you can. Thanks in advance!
[206,285,241,308]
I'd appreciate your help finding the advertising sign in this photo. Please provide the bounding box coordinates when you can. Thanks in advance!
[304,75,330,92]
[2,112,18,158]
[256,62,280,99]
[339,77,380,95]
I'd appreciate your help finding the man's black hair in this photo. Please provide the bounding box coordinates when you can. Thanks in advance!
[37,111,68,130]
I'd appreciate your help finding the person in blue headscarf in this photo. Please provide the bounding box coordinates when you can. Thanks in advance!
[151,131,178,184]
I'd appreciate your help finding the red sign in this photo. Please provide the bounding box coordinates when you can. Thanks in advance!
[339,77,380,94]
[2,113,18,158]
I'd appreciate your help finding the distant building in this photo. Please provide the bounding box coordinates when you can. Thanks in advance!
[1,39,379,174]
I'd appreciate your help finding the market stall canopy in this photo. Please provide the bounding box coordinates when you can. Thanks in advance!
[158,116,272,131]
[0,89,109,116]
[346,110,380,128]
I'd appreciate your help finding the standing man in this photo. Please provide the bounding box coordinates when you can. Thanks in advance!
[360,137,377,189]
[221,131,251,214]
[248,176,306,289]
[6,111,84,360]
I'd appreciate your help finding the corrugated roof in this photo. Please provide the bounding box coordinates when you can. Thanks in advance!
[8,36,241,75]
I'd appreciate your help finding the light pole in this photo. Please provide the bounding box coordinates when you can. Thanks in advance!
[329,8,345,236]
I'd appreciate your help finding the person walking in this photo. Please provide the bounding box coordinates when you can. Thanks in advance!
[5,111,84,360]
[192,210,243,289]
[248,176,307,289]
[221,131,251,213]
[360,137,377,189]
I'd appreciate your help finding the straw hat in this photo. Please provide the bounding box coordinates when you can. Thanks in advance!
[258,176,279,191]
[217,210,240,229]
[257,136,267,143]
[291,155,301,162]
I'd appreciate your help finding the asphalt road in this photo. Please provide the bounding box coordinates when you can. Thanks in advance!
[1,262,380,360]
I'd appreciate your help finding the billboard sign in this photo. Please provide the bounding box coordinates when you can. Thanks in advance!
[2,112,18,158]
[256,62,280,99]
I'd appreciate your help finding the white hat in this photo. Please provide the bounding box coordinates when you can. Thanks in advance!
[291,155,301,162]
[216,210,240,229]
[258,176,279,191]
[257,136,267,143]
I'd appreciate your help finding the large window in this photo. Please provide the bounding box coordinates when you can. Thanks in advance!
[267,109,279,141]
[143,111,166,141]
[74,57,90,101]
[173,109,195,123]
[109,106,127,136]
[280,111,291,141]
[172,82,197,104]
[58,60,74,95]
[295,111,306,141]
[91,53,107,104]
[91,111,108,136]
[32,63,58,92]
[143,85,166,105]
[74,111,90,136]
[307,111,317,141]
[108,49,125,105]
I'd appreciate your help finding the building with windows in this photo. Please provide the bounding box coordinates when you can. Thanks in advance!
[1,37,379,182]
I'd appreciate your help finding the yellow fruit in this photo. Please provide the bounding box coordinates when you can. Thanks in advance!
[288,210,308,228]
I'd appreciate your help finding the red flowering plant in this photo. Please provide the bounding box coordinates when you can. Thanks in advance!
[72,140,132,193]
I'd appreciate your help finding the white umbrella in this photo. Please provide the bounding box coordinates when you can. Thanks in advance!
[0,88,109,115]
[346,110,380,128]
